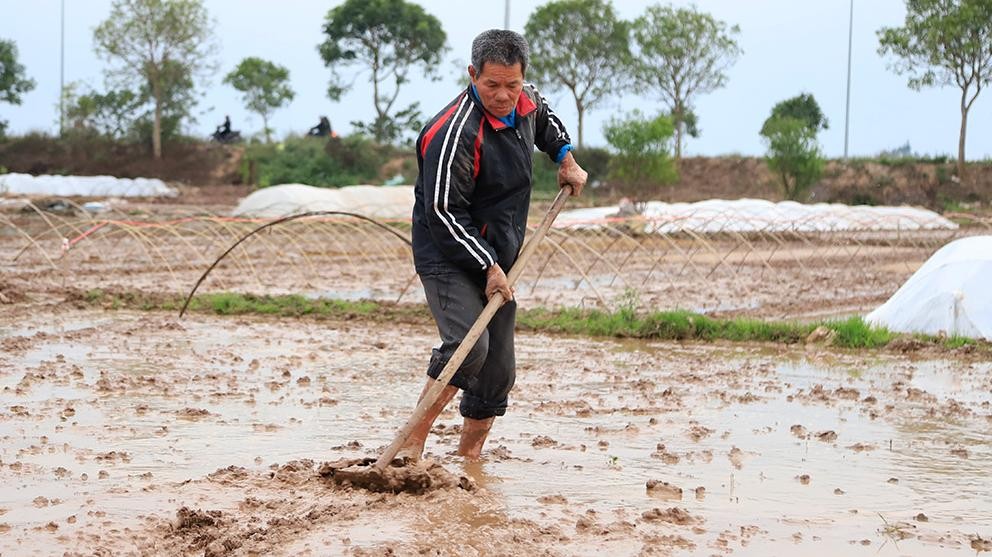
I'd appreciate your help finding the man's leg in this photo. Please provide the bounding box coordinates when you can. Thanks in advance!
[401,272,489,461]
[396,381,457,461]
[457,299,517,460]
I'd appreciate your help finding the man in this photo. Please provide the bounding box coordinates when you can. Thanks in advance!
[309,116,333,137]
[218,115,232,138]
[400,29,588,461]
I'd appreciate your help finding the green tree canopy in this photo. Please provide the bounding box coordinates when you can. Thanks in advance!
[224,57,295,143]
[0,38,36,139]
[63,83,141,139]
[524,0,632,148]
[761,93,828,136]
[878,0,992,181]
[63,60,197,143]
[631,4,741,163]
[318,0,446,144]
[762,116,824,202]
[94,0,217,159]
[603,110,677,191]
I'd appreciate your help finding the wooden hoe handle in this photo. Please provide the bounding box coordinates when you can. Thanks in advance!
[374,185,573,469]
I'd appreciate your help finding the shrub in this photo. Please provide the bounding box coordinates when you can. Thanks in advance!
[603,110,678,194]
[243,135,399,188]
[761,116,824,201]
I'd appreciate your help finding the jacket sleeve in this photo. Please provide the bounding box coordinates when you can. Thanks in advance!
[420,97,498,272]
[530,85,573,163]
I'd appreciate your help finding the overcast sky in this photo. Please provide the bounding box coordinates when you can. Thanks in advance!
[2,0,990,159]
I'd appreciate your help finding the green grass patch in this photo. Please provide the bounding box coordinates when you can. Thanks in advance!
[74,290,987,353]
[828,316,893,348]
[519,308,906,349]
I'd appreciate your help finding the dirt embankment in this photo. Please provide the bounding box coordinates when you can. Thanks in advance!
[649,157,991,207]
[0,135,244,186]
[3,135,990,208]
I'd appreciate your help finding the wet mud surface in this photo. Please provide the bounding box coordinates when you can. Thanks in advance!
[2,307,991,555]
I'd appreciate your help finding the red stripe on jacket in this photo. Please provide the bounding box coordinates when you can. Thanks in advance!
[473,119,485,179]
[420,94,464,158]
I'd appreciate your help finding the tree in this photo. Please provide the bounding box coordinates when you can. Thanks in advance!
[631,4,742,163]
[318,0,446,144]
[603,110,678,190]
[878,0,992,181]
[63,61,196,143]
[63,83,142,139]
[0,38,36,139]
[224,57,295,143]
[761,117,824,201]
[760,93,828,136]
[524,0,631,149]
[94,0,217,159]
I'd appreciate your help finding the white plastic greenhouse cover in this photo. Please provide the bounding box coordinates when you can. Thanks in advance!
[0,173,177,197]
[232,184,414,219]
[555,198,957,233]
[866,236,992,340]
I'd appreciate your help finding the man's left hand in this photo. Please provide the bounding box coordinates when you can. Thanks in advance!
[558,151,588,197]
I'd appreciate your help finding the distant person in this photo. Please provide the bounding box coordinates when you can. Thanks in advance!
[218,115,232,137]
[308,116,335,137]
[211,115,240,143]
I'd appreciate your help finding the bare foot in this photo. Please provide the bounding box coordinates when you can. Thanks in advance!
[457,416,495,460]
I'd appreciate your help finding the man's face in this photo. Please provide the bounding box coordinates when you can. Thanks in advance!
[469,62,524,118]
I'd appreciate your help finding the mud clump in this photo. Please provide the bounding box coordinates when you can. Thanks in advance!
[319,458,476,495]
[175,507,221,530]
[971,536,992,551]
[531,435,558,448]
[0,280,28,304]
[646,480,683,500]
[816,430,838,442]
[641,507,697,525]
[177,407,212,418]
[806,326,837,345]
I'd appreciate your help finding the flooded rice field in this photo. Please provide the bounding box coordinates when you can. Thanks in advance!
[2,307,990,555]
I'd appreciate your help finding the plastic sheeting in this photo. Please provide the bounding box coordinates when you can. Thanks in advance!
[556,198,957,233]
[0,173,176,197]
[232,184,414,219]
[866,236,992,340]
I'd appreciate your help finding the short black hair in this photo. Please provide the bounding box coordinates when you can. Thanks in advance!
[471,29,529,76]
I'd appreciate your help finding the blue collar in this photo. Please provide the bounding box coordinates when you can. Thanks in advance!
[471,84,516,128]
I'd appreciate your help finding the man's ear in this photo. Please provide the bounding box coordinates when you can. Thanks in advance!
[467,64,478,83]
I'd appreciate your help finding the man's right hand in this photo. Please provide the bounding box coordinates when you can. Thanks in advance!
[485,264,513,302]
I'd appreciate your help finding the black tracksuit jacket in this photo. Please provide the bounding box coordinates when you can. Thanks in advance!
[412,84,571,277]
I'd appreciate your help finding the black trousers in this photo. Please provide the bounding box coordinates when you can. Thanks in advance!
[420,270,517,420]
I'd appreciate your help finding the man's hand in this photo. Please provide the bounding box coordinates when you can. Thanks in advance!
[486,264,514,302]
[558,151,588,197]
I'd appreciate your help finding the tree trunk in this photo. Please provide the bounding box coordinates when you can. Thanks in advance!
[673,101,683,165]
[263,113,271,143]
[576,103,585,150]
[958,92,969,184]
[152,79,162,160]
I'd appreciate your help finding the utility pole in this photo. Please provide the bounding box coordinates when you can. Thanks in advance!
[60,0,65,137]
[843,0,854,160]
[504,0,510,29]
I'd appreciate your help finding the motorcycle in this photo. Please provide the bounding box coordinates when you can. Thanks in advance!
[210,127,242,144]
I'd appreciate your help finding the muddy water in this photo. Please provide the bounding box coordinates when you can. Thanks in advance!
[1,310,990,555]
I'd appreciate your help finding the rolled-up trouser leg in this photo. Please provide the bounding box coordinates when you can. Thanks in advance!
[421,270,516,420]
